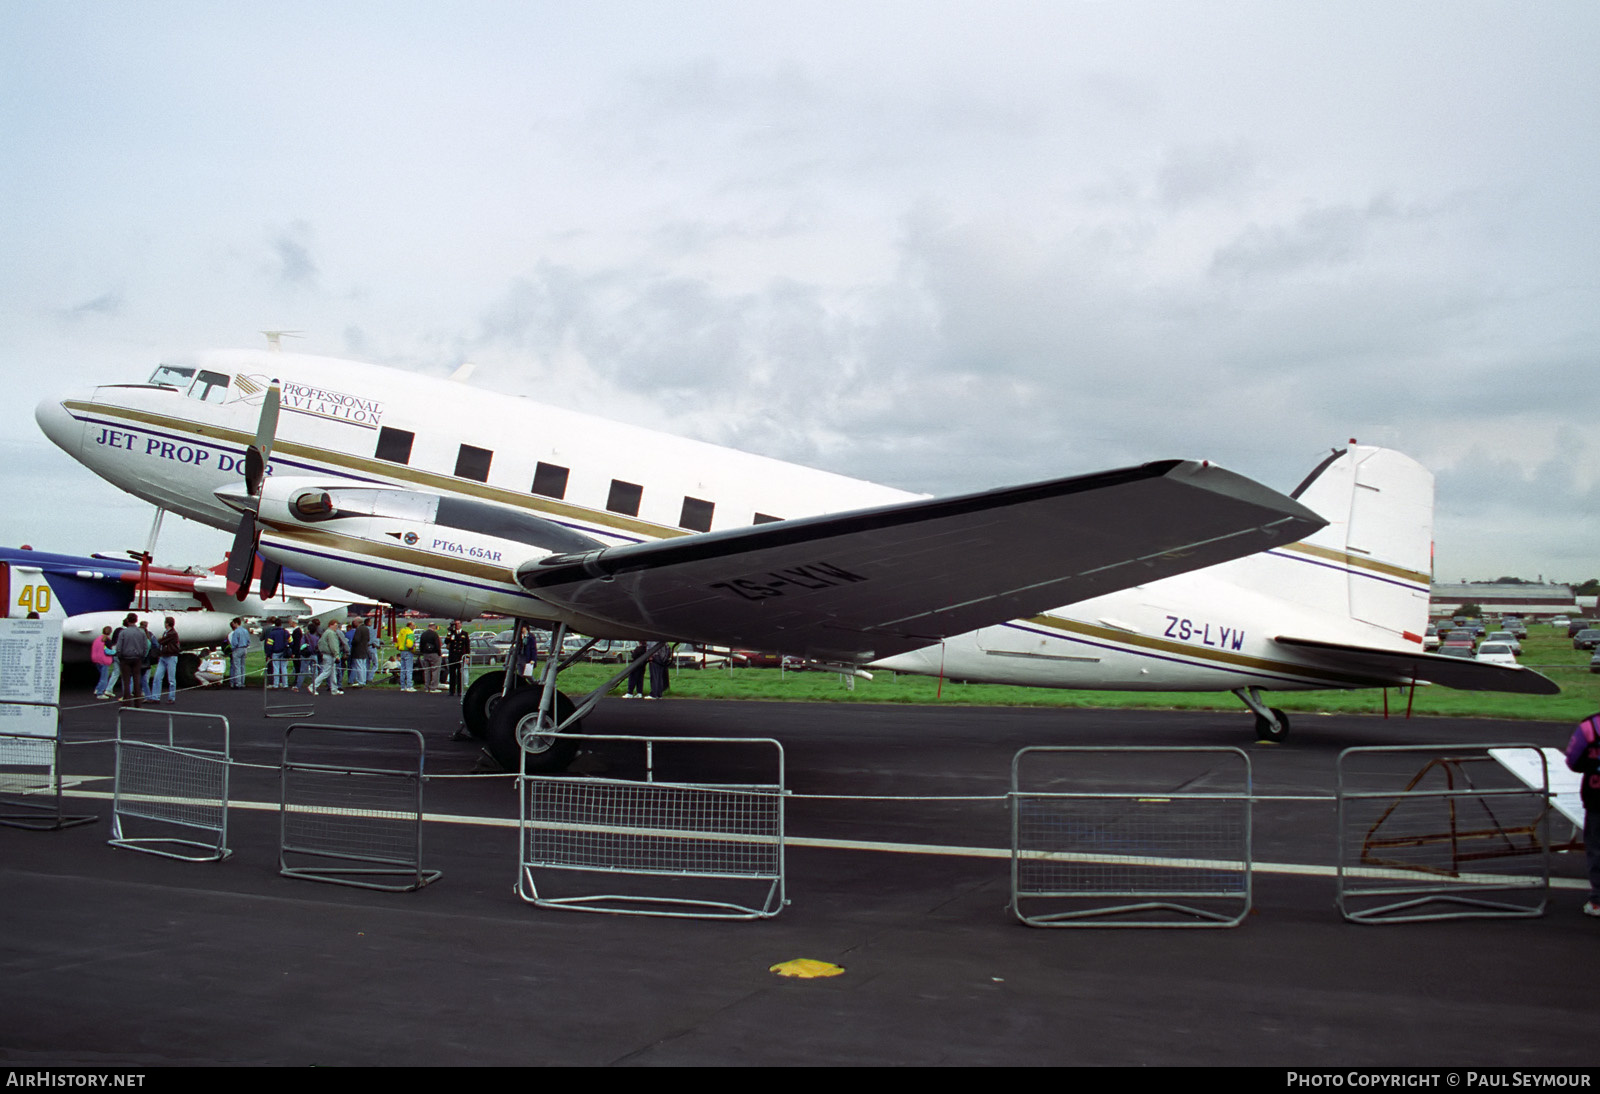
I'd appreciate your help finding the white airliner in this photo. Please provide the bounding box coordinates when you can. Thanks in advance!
[36,348,1555,769]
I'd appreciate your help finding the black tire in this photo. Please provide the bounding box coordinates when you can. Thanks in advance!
[1254,707,1290,742]
[176,652,200,689]
[484,685,581,773]
[461,670,521,740]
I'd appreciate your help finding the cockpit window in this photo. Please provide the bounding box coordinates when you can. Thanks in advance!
[148,365,196,389]
[187,370,231,404]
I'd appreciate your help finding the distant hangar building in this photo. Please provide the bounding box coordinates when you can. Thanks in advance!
[1429,583,1579,618]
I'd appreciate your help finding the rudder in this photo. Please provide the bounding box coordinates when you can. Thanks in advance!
[1288,445,1434,640]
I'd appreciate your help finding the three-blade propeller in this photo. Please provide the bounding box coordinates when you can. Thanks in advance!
[225,380,284,599]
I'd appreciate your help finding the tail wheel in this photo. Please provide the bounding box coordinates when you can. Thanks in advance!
[1254,708,1290,742]
[461,670,523,740]
[485,685,581,773]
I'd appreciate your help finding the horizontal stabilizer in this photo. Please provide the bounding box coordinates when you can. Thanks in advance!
[1273,636,1561,695]
[520,459,1326,663]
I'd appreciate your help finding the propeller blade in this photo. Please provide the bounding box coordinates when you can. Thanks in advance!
[226,514,258,598]
[258,557,283,601]
[244,380,281,497]
[244,446,267,497]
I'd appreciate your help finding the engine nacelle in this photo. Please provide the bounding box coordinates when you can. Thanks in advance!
[239,480,605,620]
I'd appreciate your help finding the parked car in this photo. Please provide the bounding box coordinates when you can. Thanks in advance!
[1423,624,1441,651]
[670,644,731,669]
[1574,629,1600,652]
[586,638,640,664]
[1441,630,1477,653]
[733,649,788,668]
[1591,649,1600,674]
[1485,630,1522,655]
[1569,620,1598,639]
[1501,618,1529,640]
[468,631,511,665]
[1475,642,1519,667]
[1436,645,1478,660]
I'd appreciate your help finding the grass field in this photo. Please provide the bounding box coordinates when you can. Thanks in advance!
[230,625,1599,723]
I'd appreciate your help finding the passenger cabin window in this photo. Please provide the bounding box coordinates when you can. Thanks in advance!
[531,462,569,500]
[679,497,714,533]
[375,427,415,465]
[753,513,783,525]
[607,480,643,517]
[148,365,195,389]
[455,444,492,483]
[187,370,230,404]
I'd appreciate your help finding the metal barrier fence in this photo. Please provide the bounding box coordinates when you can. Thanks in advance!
[0,704,96,831]
[1336,744,1552,923]
[110,708,232,861]
[264,656,315,719]
[1010,746,1253,928]
[279,723,439,891]
[518,734,786,919]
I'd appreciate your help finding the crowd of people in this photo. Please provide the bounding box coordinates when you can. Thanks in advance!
[95,615,486,703]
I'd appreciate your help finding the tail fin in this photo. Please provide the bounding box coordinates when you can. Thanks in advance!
[1261,445,1434,642]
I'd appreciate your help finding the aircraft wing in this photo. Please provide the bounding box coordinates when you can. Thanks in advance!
[1272,636,1562,695]
[519,459,1325,663]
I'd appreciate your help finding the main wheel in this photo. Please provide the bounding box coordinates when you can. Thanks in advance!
[1253,707,1290,742]
[484,685,581,773]
[461,670,522,740]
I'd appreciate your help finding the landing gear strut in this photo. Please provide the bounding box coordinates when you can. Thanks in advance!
[470,620,667,774]
[1234,687,1289,742]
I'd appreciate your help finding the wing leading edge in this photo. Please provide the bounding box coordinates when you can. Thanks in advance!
[519,459,1326,663]
[1273,636,1562,695]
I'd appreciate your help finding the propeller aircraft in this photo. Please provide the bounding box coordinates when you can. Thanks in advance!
[36,348,1557,769]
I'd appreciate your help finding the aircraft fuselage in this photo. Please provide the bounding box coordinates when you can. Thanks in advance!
[38,349,1437,693]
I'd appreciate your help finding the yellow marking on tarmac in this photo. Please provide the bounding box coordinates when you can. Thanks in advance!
[770,959,845,979]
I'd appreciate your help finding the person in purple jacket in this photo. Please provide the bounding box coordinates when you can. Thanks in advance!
[1563,710,1600,917]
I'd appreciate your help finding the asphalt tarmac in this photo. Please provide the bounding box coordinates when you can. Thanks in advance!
[2,683,1595,1067]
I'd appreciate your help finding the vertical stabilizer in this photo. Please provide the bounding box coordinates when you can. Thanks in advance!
[1285,445,1434,640]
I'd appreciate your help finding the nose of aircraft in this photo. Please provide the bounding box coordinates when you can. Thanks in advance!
[35,394,84,458]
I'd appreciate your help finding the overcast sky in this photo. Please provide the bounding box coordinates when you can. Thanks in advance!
[2,1,1595,583]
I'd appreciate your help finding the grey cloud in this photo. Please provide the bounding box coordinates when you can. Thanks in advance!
[61,290,123,319]
[1157,140,1259,209]
[1434,441,1599,578]
[268,222,319,287]
[1211,196,1408,279]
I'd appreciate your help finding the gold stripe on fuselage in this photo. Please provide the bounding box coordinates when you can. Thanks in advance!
[256,521,521,587]
[1019,614,1398,688]
[66,399,690,543]
[1274,541,1430,587]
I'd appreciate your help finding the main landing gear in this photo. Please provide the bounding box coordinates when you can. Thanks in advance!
[461,620,665,774]
[1233,686,1289,742]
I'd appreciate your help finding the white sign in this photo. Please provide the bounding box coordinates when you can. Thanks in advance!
[0,617,62,739]
[1489,746,1582,827]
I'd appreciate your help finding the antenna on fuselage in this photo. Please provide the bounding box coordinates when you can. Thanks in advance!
[261,330,304,352]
